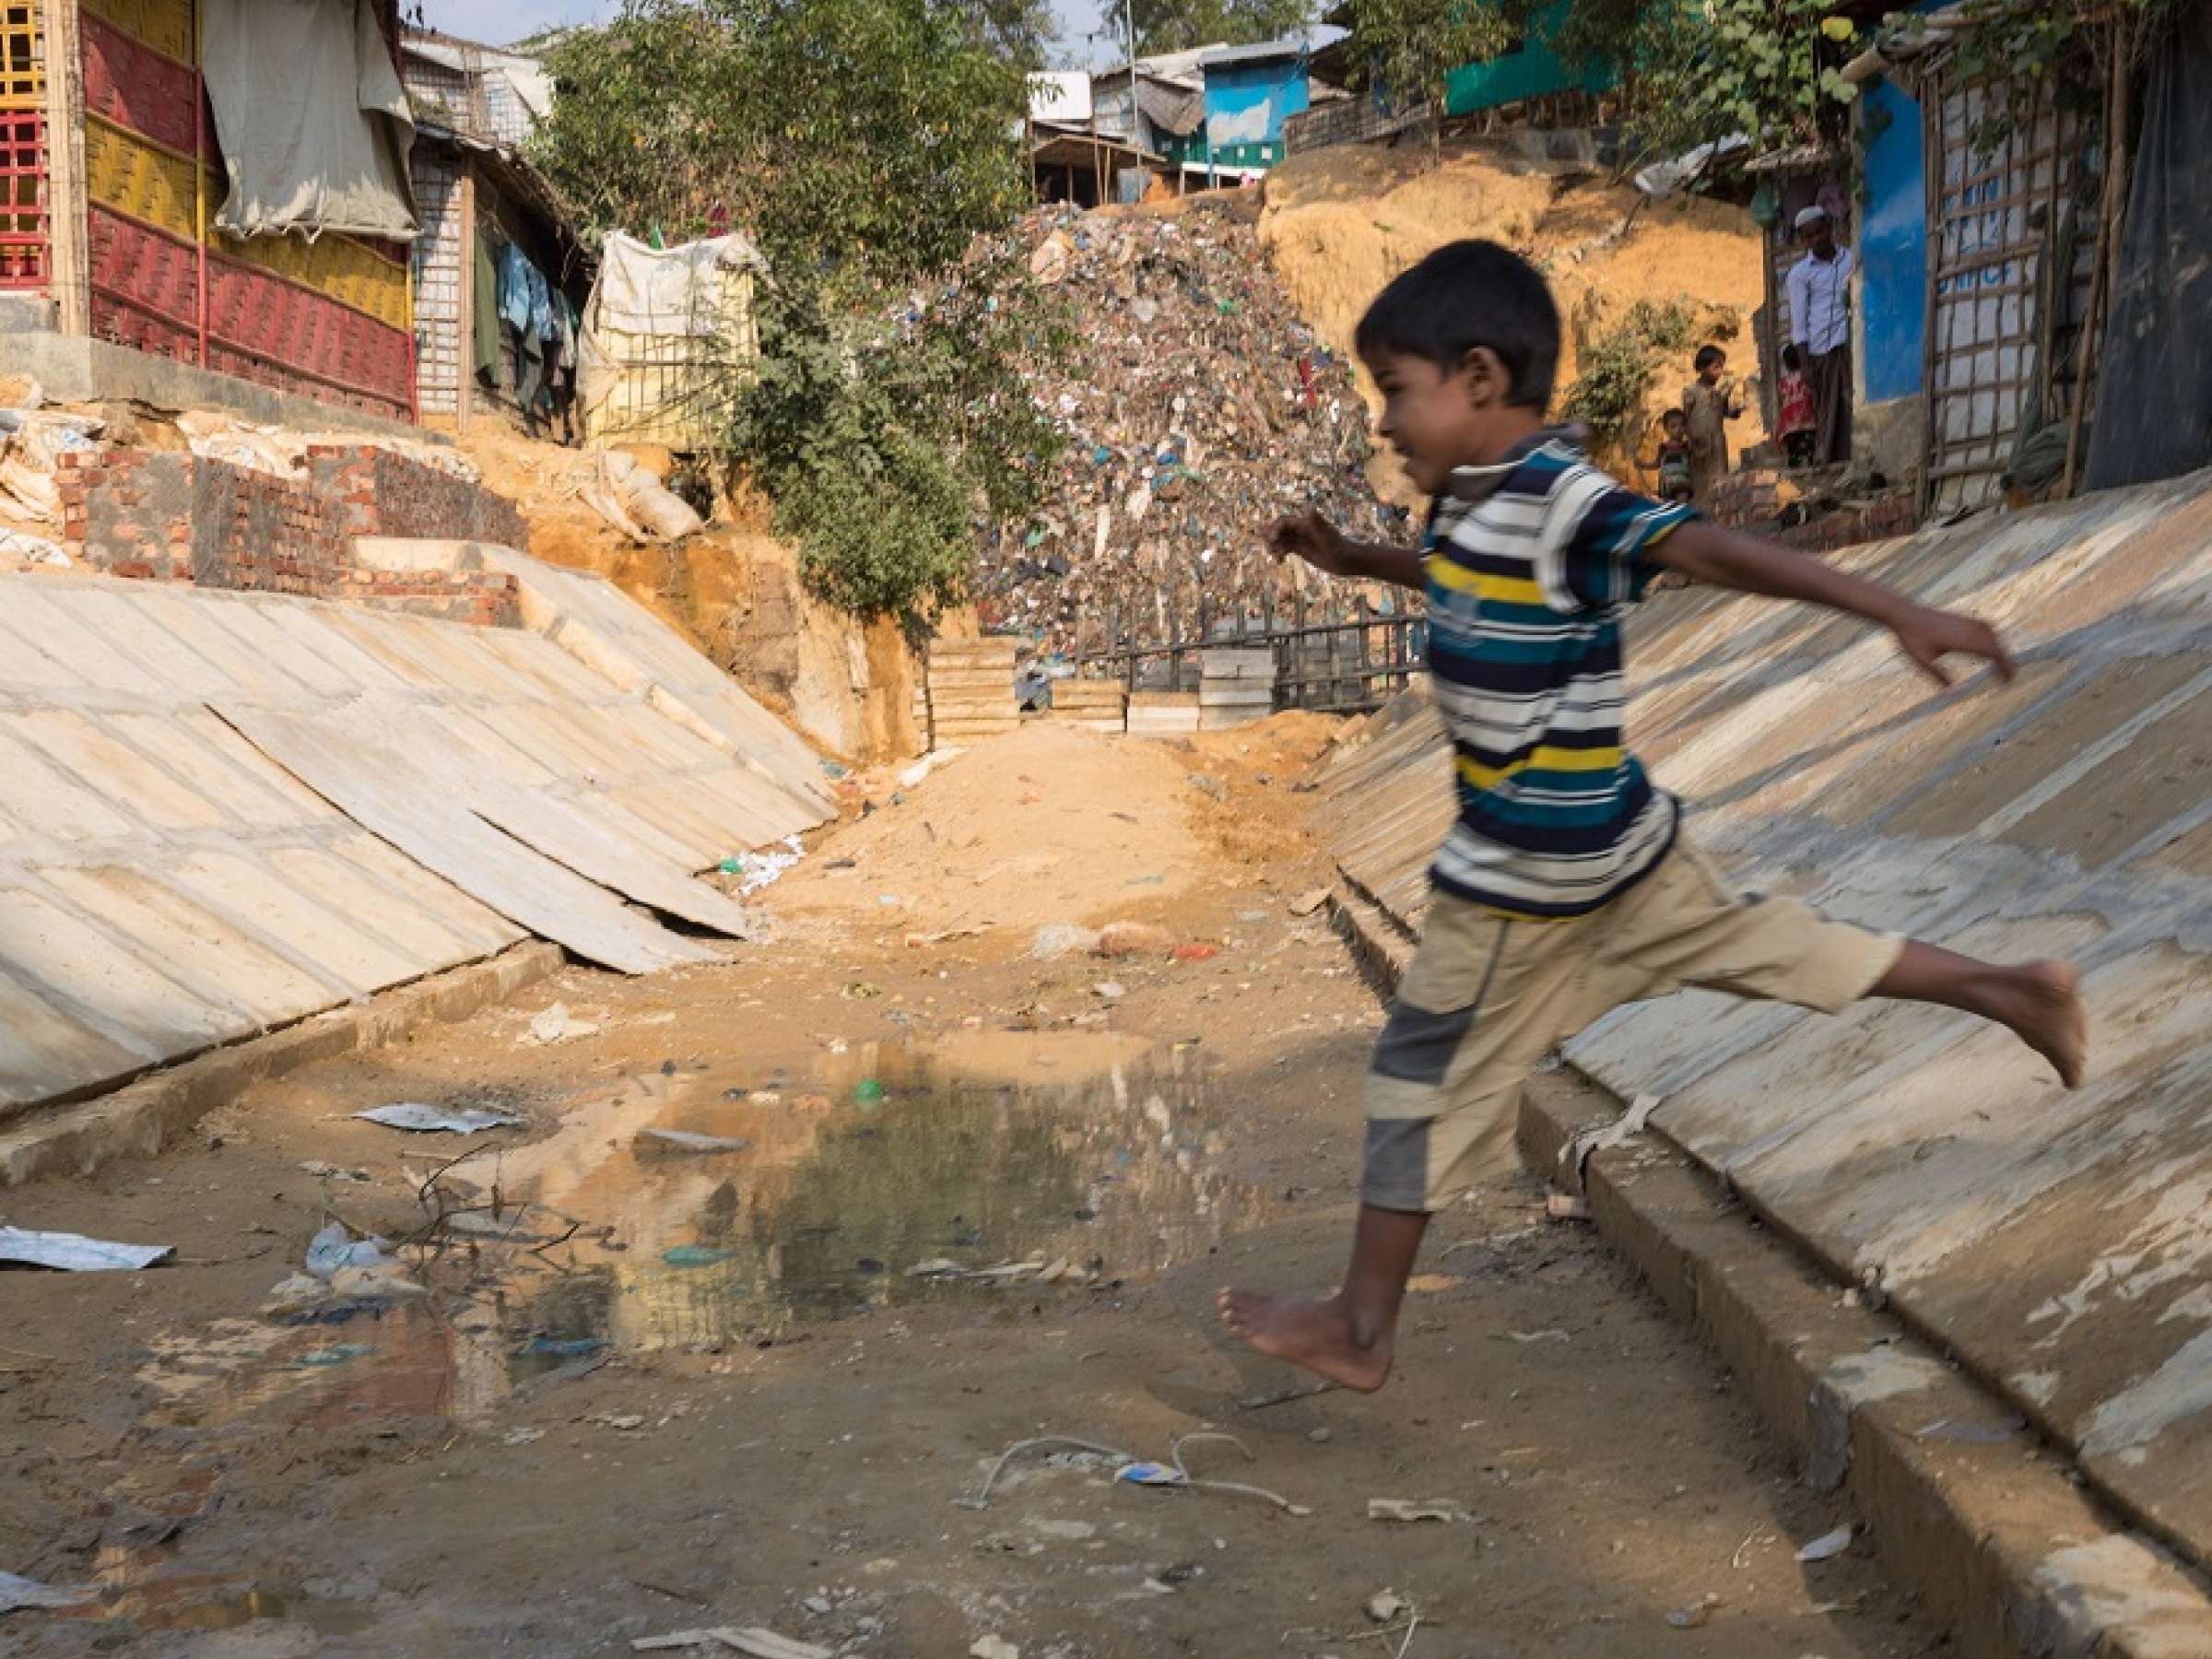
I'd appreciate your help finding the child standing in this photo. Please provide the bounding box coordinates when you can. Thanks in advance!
[1223,241,2085,1394]
[1649,406,1695,504]
[1679,343,1743,501]
[1778,342,1818,468]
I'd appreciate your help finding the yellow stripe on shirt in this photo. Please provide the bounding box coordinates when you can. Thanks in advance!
[1425,557,1547,609]
[1455,745,1624,790]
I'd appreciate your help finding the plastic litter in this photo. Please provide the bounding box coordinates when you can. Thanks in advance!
[1666,1594,1720,1629]
[304,1222,393,1279]
[0,1225,173,1272]
[662,1244,739,1267]
[975,203,1401,663]
[581,447,704,543]
[0,525,68,567]
[354,1102,528,1135]
[633,1626,832,1657]
[971,1639,1020,1659]
[1368,1498,1468,1523]
[897,748,963,790]
[735,834,806,896]
[1030,923,1101,959]
[1366,1590,1410,1623]
[636,1127,753,1154]
[0,1568,96,1613]
[526,1003,602,1045]
[290,1343,372,1369]
[1795,1524,1855,1562]
[1562,1090,1663,1188]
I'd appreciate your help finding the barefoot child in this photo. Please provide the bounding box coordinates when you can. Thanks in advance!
[1220,241,2085,1394]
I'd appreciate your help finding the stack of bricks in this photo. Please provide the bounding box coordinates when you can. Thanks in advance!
[54,444,524,625]
[1702,465,1920,555]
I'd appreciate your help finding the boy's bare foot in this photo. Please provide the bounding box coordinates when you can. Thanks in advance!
[1217,1288,1394,1393]
[1989,959,2087,1088]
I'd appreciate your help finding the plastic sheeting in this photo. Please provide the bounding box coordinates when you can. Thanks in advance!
[577,231,766,450]
[2083,6,2212,493]
[200,0,418,240]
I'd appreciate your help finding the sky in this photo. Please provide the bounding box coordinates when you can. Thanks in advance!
[426,0,1118,65]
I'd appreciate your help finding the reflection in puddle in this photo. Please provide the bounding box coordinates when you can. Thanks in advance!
[147,1031,1265,1434]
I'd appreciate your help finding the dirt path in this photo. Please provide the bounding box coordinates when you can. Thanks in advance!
[0,724,1941,1657]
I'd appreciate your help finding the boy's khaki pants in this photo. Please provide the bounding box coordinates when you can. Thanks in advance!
[1361,840,1900,1212]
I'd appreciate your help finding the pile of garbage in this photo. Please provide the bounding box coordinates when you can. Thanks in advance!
[985,201,1409,663]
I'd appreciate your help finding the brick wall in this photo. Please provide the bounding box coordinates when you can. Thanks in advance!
[55,445,522,626]
[1703,465,1920,554]
[308,446,529,548]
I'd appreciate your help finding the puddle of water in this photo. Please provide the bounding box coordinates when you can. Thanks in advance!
[144,1031,1269,1436]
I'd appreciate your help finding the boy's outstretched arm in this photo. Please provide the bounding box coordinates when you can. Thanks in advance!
[1268,510,1428,593]
[1652,522,2015,688]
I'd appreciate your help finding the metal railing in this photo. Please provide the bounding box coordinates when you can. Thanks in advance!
[1076,595,1424,716]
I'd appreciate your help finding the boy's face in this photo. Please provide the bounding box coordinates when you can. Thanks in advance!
[1663,413,1687,439]
[1362,347,1498,497]
[1699,357,1724,385]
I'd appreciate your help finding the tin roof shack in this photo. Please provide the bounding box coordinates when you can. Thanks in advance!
[8,0,422,424]
[400,29,587,437]
[1193,39,1311,183]
[1091,53,1210,194]
[1841,3,2199,515]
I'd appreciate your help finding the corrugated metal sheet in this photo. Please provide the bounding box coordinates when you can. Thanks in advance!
[1316,473,2212,1571]
[0,559,831,1120]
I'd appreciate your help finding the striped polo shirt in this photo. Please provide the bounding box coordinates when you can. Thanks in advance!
[1423,428,1693,917]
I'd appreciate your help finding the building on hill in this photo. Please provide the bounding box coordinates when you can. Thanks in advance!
[3,0,422,424]
[398,28,588,438]
[1193,39,1312,182]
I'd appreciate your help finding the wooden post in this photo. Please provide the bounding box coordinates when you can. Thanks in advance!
[192,0,206,366]
[1916,84,1946,518]
[456,169,476,429]
[2063,20,2132,500]
[40,0,88,335]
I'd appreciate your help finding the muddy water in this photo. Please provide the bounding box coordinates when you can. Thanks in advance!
[144,1030,1268,1430]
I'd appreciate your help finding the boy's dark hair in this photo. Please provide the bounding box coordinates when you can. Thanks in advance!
[1694,344,1726,372]
[1661,406,1688,429]
[1781,343,1803,372]
[1354,240,1559,411]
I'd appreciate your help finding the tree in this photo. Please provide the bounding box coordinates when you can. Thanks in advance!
[534,0,1030,284]
[530,0,1067,628]
[1342,0,1516,161]
[1107,0,1312,56]
[959,0,1054,69]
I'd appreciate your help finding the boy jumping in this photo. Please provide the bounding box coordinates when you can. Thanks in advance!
[1220,241,2085,1394]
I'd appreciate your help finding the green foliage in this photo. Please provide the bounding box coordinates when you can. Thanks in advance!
[532,0,1030,286]
[1344,0,1516,150]
[1559,300,1699,449]
[531,0,1060,625]
[1108,0,1312,56]
[729,248,1071,627]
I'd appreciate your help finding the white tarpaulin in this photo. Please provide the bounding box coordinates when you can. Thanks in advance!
[578,231,767,449]
[201,0,419,240]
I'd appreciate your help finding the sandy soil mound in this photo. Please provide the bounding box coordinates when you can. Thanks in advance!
[1260,140,1771,497]
[771,713,1343,939]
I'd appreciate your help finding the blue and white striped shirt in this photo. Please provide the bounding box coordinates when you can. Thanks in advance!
[1422,429,1694,918]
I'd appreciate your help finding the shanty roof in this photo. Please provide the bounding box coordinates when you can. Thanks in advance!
[1135,77,1206,135]
[1199,37,1311,69]
[1030,127,1164,171]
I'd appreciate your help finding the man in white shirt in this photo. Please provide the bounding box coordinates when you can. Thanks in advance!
[1786,205,1853,464]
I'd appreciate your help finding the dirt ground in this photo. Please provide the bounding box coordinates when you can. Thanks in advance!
[1258,141,1772,501]
[0,718,1944,1658]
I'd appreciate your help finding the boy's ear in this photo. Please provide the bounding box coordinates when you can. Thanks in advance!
[1456,346,1511,410]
